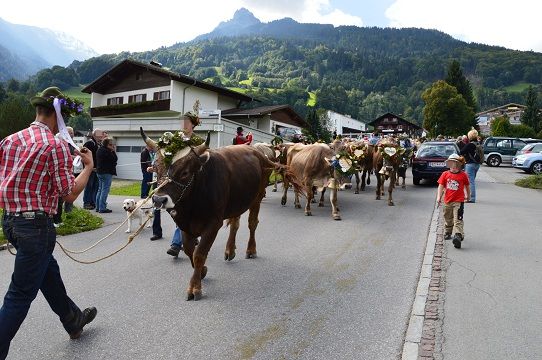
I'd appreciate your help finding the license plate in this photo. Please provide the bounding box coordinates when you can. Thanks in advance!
[429,162,446,167]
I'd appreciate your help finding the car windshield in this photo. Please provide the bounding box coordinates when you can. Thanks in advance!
[417,144,457,158]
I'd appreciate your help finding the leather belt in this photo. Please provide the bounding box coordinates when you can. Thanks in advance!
[5,211,52,219]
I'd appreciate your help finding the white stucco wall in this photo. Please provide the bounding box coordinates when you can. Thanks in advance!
[327,110,366,134]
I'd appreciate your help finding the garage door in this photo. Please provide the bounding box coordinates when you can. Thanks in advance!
[116,138,145,180]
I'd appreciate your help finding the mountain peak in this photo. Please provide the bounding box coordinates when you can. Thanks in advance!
[232,8,259,24]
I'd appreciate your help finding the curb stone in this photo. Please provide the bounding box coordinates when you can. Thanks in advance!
[402,199,441,360]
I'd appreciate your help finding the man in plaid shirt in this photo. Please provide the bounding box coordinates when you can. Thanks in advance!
[0,87,96,359]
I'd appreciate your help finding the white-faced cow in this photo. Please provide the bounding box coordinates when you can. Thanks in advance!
[141,128,302,301]
[373,143,407,206]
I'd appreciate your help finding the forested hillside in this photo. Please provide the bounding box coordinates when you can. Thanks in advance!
[3,10,542,126]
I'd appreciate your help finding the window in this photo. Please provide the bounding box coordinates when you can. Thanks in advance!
[153,91,170,100]
[485,139,496,147]
[496,139,512,148]
[116,146,131,152]
[128,94,147,103]
[513,140,526,150]
[107,97,123,105]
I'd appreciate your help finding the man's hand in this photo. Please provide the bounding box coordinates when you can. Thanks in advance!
[147,166,154,173]
[78,147,93,168]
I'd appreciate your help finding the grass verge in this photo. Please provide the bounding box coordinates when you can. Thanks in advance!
[109,180,141,197]
[515,174,542,189]
[0,207,103,246]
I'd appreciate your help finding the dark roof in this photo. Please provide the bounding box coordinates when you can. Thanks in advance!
[82,59,255,103]
[367,112,422,129]
[222,105,307,128]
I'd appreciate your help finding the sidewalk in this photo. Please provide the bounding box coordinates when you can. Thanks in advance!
[440,169,542,359]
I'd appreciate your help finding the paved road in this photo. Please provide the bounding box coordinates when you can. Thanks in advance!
[3,179,437,359]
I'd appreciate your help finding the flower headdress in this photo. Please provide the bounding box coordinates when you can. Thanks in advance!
[157,130,204,166]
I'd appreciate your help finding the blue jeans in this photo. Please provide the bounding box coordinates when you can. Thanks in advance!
[0,215,83,359]
[464,163,480,202]
[96,173,113,212]
[171,227,183,248]
[141,171,153,198]
[83,171,98,206]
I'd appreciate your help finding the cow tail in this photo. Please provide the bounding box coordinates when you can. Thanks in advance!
[274,163,306,198]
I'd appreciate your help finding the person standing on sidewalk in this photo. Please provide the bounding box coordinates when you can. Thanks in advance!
[82,129,105,209]
[436,154,471,249]
[460,129,481,203]
[95,137,117,213]
[140,145,154,198]
[0,87,97,360]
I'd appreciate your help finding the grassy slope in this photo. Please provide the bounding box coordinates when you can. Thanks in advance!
[64,86,91,108]
[504,82,533,93]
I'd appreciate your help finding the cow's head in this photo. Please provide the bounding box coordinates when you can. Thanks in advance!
[140,127,210,210]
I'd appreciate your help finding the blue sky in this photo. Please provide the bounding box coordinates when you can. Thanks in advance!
[1,0,540,54]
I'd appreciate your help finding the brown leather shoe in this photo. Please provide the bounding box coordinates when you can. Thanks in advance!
[69,307,97,339]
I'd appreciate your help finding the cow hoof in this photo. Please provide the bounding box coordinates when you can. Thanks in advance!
[333,215,341,221]
[201,266,208,279]
[295,204,302,209]
[225,251,236,261]
[388,201,394,206]
[318,203,324,207]
[245,253,257,259]
[311,198,317,203]
[305,211,312,216]
[402,185,406,189]
[281,198,287,206]
[376,197,381,200]
[186,293,194,301]
[272,189,277,192]
[193,292,202,301]
[354,190,359,194]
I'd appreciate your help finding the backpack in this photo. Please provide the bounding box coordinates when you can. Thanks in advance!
[473,142,484,164]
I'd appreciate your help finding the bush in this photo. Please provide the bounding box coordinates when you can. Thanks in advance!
[511,124,536,138]
[515,174,542,189]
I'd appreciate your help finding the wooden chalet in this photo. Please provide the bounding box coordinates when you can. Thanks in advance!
[368,112,422,137]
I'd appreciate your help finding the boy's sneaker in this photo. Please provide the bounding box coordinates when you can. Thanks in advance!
[167,245,181,257]
[444,233,452,240]
[452,233,462,249]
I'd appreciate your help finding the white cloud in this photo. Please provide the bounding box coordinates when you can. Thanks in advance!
[385,0,542,52]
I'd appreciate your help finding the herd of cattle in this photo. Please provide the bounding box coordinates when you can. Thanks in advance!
[140,128,411,301]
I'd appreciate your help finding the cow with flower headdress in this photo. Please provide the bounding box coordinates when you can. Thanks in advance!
[140,128,303,301]
[281,142,354,220]
[373,139,408,206]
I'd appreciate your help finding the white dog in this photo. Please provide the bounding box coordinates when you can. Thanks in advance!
[122,199,154,233]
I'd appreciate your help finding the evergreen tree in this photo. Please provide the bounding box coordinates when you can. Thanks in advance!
[0,83,7,103]
[521,86,541,133]
[445,60,477,126]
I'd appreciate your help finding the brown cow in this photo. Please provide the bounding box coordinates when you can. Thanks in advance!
[373,144,406,206]
[281,143,341,220]
[141,129,302,300]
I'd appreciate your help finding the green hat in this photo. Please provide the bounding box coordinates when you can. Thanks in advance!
[30,87,65,109]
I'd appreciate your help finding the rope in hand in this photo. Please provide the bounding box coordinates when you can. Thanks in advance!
[5,179,172,264]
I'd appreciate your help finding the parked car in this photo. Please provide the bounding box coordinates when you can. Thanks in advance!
[512,151,542,174]
[482,137,542,167]
[412,141,460,185]
[515,142,542,156]
[277,127,304,142]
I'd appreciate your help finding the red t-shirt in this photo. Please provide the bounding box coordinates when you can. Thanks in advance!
[437,170,469,203]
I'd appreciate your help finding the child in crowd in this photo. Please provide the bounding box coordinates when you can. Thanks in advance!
[436,154,471,249]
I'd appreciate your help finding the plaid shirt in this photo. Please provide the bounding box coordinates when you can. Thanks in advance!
[0,121,75,214]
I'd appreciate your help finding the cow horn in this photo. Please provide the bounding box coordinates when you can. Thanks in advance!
[140,127,158,151]
[195,131,211,155]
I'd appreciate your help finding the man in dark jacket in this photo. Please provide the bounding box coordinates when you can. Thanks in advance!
[140,145,154,198]
[95,137,117,213]
[82,129,105,209]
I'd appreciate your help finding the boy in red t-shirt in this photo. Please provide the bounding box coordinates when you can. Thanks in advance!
[437,154,471,249]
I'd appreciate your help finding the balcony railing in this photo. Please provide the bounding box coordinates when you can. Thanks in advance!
[90,99,171,117]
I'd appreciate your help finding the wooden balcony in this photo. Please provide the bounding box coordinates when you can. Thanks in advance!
[90,99,171,117]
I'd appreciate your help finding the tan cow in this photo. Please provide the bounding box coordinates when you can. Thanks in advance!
[281,143,341,220]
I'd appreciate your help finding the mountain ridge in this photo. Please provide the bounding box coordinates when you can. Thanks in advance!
[0,17,98,81]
